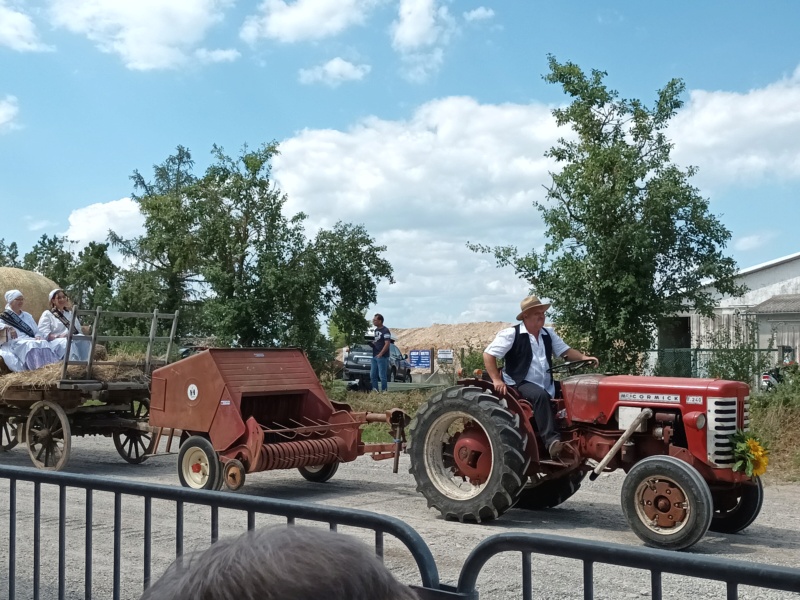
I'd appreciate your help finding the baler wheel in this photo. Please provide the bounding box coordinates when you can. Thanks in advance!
[709,478,764,534]
[621,456,713,550]
[223,459,246,491]
[408,386,529,523]
[0,415,19,452]
[298,462,340,483]
[178,436,222,490]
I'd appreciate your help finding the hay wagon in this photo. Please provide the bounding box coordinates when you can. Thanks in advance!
[0,308,178,471]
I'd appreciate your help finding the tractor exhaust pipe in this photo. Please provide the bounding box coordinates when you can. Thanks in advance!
[589,408,653,481]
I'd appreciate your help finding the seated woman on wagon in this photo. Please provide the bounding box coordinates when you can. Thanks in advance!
[0,290,61,372]
[38,288,90,362]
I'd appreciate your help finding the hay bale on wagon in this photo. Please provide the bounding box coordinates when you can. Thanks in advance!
[0,267,62,374]
[0,267,60,320]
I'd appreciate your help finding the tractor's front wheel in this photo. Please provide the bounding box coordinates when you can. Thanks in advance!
[709,478,764,534]
[621,456,713,550]
[408,386,529,523]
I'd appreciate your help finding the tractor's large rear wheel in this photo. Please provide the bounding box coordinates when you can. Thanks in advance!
[408,386,529,523]
[515,470,586,510]
[621,456,713,550]
[709,478,764,534]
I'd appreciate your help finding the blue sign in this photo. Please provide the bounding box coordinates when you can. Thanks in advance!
[409,349,431,369]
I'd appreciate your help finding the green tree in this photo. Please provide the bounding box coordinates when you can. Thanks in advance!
[109,145,201,319]
[69,242,117,309]
[0,239,21,267]
[22,235,75,283]
[193,143,394,366]
[473,56,744,373]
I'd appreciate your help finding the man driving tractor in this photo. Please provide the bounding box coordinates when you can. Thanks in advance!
[483,295,599,460]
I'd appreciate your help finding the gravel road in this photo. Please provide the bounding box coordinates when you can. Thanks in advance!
[2,436,800,600]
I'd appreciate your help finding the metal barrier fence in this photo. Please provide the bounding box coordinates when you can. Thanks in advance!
[456,533,800,599]
[0,465,444,600]
[3,466,800,599]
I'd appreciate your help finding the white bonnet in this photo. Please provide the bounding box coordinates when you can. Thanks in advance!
[4,289,22,304]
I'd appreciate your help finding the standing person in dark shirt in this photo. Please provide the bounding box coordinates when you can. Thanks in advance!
[370,313,391,392]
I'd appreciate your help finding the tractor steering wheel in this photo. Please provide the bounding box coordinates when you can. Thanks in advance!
[547,358,596,375]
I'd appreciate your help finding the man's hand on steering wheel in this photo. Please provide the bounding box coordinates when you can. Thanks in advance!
[548,356,599,374]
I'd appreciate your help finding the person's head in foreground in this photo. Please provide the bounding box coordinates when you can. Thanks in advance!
[140,525,419,600]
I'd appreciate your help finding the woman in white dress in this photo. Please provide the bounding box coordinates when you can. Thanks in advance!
[38,288,91,362]
[0,290,61,372]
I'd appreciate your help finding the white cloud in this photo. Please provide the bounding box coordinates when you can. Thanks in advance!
[273,96,561,325]
[0,95,20,132]
[195,47,240,64]
[25,217,57,232]
[298,57,370,87]
[241,0,379,44]
[734,233,776,252]
[670,65,800,186]
[47,0,232,70]
[0,1,52,51]
[62,198,145,263]
[391,0,456,82]
[463,7,494,22]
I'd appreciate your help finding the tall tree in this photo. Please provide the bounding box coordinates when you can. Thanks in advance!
[473,56,744,373]
[109,145,201,318]
[70,242,117,309]
[193,143,393,363]
[0,239,21,267]
[22,235,75,283]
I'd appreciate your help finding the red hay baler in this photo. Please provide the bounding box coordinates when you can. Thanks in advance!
[149,348,408,491]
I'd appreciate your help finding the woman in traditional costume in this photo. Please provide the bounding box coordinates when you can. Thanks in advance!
[38,288,90,362]
[0,290,61,372]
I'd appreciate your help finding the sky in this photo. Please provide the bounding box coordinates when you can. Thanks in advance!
[2,1,800,329]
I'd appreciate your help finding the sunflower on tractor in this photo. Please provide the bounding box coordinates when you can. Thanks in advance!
[407,359,763,551]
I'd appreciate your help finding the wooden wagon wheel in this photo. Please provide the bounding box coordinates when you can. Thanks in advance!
[25,401,71,471]
[113,399,155,464]
[1,414,19,451]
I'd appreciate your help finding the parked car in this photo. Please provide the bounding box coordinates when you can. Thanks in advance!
[343,336,413,383]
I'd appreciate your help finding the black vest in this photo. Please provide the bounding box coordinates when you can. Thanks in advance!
[503,324,553,386]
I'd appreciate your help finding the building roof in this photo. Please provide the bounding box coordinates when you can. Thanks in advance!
[751,294,800,314]
[736,251,800,277]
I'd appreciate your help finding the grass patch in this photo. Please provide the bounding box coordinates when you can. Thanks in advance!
[751,388,800,482]
[321,383,441,443]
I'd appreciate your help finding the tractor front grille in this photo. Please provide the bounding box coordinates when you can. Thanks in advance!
[706,397,738,467]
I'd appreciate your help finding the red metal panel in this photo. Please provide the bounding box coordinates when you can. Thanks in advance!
[149,351,225,432]
[208,386,247,451]
[150,376,166,413]
[208,348,327,399]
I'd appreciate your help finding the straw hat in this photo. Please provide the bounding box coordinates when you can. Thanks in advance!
[0,267,60,318]
[516,295,551,321]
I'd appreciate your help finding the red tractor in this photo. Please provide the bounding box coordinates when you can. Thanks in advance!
[408,361,762,550]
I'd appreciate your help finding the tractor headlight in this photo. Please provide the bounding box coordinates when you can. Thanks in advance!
[684,411,706,430]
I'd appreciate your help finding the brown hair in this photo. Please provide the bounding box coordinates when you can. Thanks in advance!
[140,526,419,600]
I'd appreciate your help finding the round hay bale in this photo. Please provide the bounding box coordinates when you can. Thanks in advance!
[0,267,60,321]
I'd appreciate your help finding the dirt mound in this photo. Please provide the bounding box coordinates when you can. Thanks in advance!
[391,322,513,354]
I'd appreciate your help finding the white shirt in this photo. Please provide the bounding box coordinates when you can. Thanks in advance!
[484,323,570,397]
[38,309,82,340]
